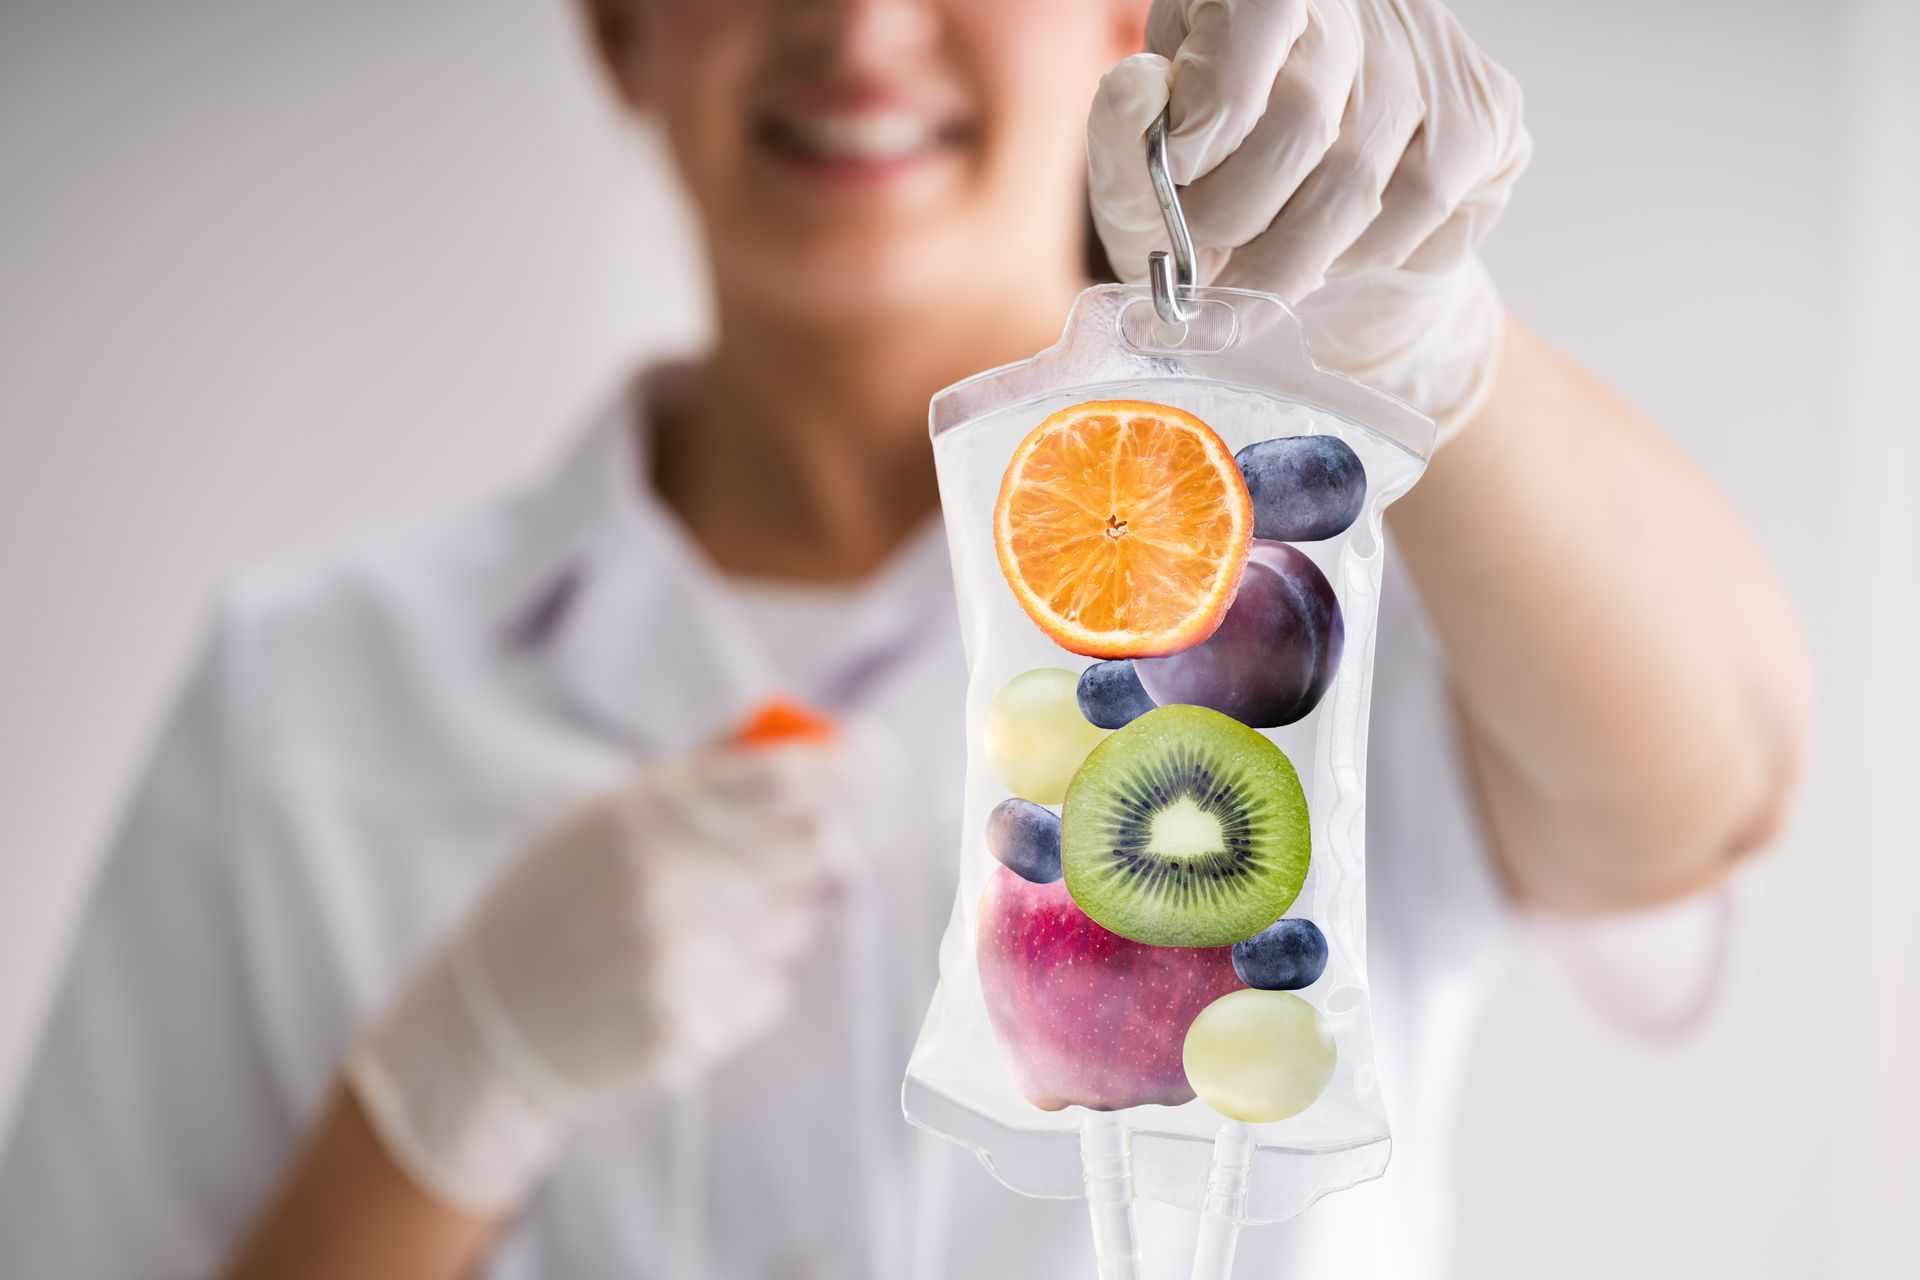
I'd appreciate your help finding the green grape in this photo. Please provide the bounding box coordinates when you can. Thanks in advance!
[1182,989,1335,1124]
[985,668,1110,804]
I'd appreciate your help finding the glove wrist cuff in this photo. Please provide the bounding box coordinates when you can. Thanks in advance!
[1420,258,1507,444]
[346,939,575,1215]
[1301,256,1506,447]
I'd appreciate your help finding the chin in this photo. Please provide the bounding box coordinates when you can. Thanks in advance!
[719,225,989,327]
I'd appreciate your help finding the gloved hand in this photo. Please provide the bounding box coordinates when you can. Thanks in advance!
[1088,0,1531,441]
[347,743,843,1213]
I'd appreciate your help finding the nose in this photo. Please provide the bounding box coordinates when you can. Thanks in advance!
[777,0,941,61]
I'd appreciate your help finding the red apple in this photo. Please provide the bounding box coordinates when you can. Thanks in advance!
[977,864,1246,1111]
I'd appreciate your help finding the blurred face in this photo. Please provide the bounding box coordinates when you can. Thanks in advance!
[589,0,1145,325]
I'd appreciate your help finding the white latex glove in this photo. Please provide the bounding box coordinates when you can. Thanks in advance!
[1089,0,1531,441]
[347,743,843,1213]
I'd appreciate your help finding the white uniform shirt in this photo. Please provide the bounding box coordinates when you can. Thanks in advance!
[0,384,1734,1279]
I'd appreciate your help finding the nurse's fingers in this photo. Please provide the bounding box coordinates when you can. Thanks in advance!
[1213,10,1423,300]
[1396,120,1532,275]
[1086,52,1175,286]
[677,877,823,961]
[1177,3,1363,255]
[1328,125,1458,275]
[696,742,853,811]
[651,744,854,845]
[696,840,834,900]
[657,961,800,1081]
[1332,6,1529,276]
[1147,0,1312,185]
[651,843,830,942]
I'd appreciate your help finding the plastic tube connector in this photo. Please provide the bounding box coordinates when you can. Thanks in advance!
[1190,1121,1255,1280]
[1080,1115,1144,1280]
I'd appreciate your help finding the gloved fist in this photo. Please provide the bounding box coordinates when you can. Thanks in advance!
[347,743,844,1213]
[1089,0,1531,440]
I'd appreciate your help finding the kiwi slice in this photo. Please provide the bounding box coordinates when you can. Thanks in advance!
[1062,705,1309,948]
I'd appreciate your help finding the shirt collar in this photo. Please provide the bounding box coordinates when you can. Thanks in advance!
[503,373,957,754]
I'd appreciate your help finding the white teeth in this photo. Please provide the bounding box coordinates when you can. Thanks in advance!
[777,110,940,161]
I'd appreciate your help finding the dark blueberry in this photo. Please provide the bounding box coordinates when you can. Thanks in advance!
[1076,660,1157,730]
[986,797,1063,883]
[1135,541,1343,728]
[1235,436,1367,542]
[1231,918,1329,990]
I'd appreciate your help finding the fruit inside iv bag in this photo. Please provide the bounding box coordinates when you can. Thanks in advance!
[972,399,1364,1125]
[1183,989,1337,1124]
[977,865,1243,1111]
[911,285,1428,1219]
[993,401,1252,658]
[1061,705,1309,949]
[1134,541,1344,729]
[984,668,1109,805]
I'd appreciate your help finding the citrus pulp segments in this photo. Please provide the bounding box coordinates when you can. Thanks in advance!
[993,400,1253,658]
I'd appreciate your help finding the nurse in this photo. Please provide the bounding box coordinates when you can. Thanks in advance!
[0,2,1809,1278]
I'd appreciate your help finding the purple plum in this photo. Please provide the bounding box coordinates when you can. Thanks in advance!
[1134,541,1343,728]
[1236,436,1367,542]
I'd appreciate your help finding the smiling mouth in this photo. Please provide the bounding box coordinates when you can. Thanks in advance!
[755,107,973,171]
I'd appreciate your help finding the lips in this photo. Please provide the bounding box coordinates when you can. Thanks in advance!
[753,89,971,172]
[761,110,949,162]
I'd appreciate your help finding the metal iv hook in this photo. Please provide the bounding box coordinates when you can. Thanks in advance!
[1145,108,1197,326]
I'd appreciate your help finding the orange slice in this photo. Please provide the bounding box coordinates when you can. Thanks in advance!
[730,697,837,747]
[993,400,1252,658]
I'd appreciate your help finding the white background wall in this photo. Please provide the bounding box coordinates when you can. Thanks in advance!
[2,2,1913,1276]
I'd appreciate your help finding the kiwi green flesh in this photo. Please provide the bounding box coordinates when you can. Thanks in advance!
[1061,704,1309,948]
